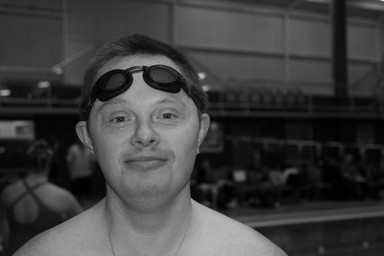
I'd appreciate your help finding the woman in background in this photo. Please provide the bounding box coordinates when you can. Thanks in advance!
[1,139,82,255]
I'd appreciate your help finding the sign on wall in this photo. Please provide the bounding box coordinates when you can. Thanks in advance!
[200,121,224,153]
[0,120,35,139]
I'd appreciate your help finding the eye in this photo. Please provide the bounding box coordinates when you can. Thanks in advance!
[113,116,126,122]
[161,113,177,119]
[154,108,184,126]
[106,112,134,128]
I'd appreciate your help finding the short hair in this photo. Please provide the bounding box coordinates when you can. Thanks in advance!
[27,139,53,173]
[79,34,209,121]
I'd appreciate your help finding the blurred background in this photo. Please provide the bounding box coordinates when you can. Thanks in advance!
[1,0,384,255]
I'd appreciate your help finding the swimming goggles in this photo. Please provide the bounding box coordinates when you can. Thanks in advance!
[90,65,191,103]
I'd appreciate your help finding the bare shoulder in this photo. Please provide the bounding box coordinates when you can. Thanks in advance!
[1,181,21,206]
[191,201,287,256]
[44,184,79,204]
[42,183,74,198]
[13,224,77,256]
[13,200,106,256]
[35,184,82,215]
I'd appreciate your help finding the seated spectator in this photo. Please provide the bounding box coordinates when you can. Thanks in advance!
[251,163,302,207]
[233,150,268,207]
[319,154,343,200]
[231,167,251,207]
[339,153,366,199]
[0,139,82,254]
[366,156,384,199]
[304,163,332,200]
[249,164,285,208]
[191,160,234,209]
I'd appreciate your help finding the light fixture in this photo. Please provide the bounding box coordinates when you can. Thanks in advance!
[202,85,211,92]
[198,72,207,80]
[0,89,11,97]
[37,81,50,88]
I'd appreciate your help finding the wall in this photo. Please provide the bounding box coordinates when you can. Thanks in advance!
[62,0,383,97]
[0,0,64,83]
[0,0,382,96]
[64,0,172,85]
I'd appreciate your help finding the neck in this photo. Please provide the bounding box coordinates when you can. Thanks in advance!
[104,189,193,256]
[25,172,48,182]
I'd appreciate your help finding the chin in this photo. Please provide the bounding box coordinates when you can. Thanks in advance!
[124,179,189,206]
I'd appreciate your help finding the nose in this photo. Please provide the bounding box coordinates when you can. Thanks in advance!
[131,118,160,147]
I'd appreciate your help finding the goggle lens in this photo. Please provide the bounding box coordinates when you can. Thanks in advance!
[149,66,178,85]
[103,72,127,90]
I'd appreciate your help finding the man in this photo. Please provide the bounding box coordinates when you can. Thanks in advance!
[15,34,286,256]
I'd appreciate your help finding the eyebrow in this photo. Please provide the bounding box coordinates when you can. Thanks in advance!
[95,95,188,114]
[95,97,127,114]
[155,97,187,108]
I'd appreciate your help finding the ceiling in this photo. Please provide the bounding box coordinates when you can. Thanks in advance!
[204,0,384,20]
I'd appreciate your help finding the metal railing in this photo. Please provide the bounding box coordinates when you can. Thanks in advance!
[1,86,384,118]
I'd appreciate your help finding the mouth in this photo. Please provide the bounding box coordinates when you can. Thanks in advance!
[125,156,168,170]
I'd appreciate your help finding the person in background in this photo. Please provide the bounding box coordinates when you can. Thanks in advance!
[192,159,217,207]
[46,135,69,189]
[1,139,82,255]
[14,34,286,256]
[340,153,366,199]
[192,159,235,210]
[66,140,96,202]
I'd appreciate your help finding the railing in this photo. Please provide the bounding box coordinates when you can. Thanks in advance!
[207,89,384,118]
[0,97,80,114]
[1,85,384,118]
[0,84,81,115]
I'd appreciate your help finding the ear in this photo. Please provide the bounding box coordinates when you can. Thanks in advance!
[197,113,210,151]
[75,121,94,153]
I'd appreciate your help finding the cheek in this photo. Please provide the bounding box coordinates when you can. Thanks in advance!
[89,126,120,171]
[169,126,199,168]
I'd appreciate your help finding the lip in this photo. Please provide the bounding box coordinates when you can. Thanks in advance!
[126,156,167,162]
[124,156,168,170]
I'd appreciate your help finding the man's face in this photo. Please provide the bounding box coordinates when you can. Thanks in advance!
[77,55,209,206]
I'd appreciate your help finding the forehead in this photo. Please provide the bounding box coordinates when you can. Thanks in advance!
[96,54,183,79]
